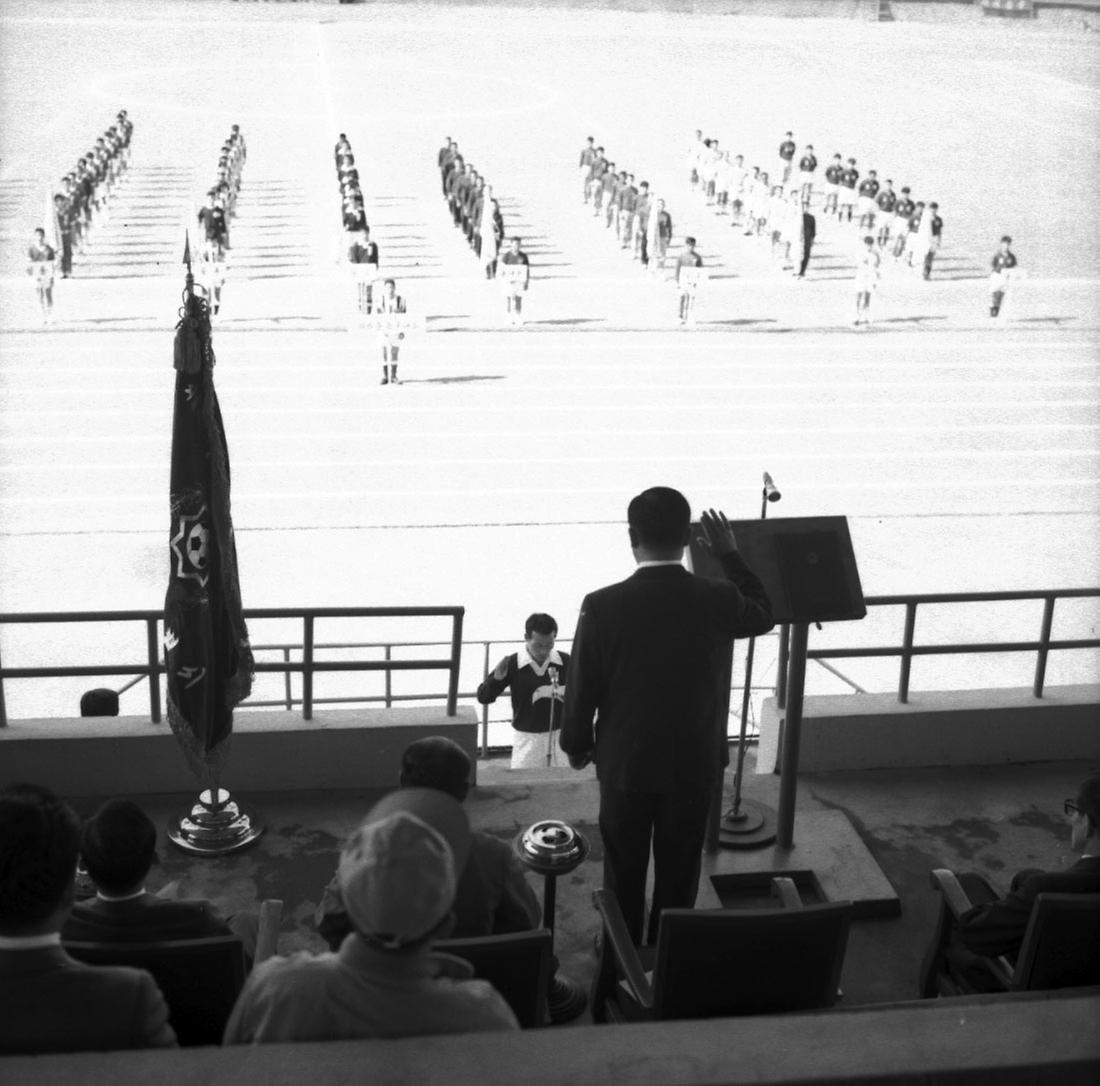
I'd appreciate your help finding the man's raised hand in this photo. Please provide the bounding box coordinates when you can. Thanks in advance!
[699,508,738,556]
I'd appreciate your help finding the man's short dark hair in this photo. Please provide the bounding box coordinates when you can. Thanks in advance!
[400,737,471,802]
[627,487,691,551]
[0,784,80,932]
[525,613,557,639]
[1076,776,1100,832]
[80,799,157,895]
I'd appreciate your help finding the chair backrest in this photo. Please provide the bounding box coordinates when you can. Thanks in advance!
[651,902,853,1020]
[64,935,247,1046]
[435,928,553,1028]
[1012,893,1100,991]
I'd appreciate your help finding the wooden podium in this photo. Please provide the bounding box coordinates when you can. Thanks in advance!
[689,516,866,849]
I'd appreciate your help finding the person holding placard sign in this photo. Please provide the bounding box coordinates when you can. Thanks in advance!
[500,237,530,327]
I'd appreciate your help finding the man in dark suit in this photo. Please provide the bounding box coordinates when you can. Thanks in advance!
[560,487,774,948]
[0,784,176,1054]
[954,774,1100,978]
[62,799,256,960]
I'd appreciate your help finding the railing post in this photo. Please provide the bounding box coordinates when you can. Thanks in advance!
[384,644,393,709]
[146,617,162,723]
[776,624,790,709]
[446,610,464,717]
[0,639,7,728]
[302,615,315,721]
[282,647,293,710]
[776,623,810,849]
[898,602,917,704]
[481,641,491,757]
[1033,595,1055,699]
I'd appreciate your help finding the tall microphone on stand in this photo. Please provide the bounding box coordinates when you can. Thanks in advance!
[546,665,560,767]
[724,471,781,839]
[763,472,781,505]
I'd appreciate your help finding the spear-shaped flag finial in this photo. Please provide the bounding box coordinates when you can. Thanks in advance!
[182,230,194,302]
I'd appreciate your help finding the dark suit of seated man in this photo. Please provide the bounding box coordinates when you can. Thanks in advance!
[948,775,1100,989]
[316,737,541,948]
[0,784,176,1055]
[62,798,257,963]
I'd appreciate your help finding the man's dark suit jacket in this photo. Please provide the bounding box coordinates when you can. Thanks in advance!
[959,855,1100,958]
[0,945,176,1054]
[560,551,774,793]
[62,893,233,945]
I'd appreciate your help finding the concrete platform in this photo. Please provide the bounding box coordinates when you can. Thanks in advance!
[699,809,902,918]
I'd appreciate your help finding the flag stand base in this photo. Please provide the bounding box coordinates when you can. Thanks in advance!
[168,788,264,856]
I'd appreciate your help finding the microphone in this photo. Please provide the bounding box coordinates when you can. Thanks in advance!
[763,472,782,503]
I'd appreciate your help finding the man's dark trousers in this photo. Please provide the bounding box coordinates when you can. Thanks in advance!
[599,781,712,946]
[799,211,816,276]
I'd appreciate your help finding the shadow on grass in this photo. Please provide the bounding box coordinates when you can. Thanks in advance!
[402,374,507,385]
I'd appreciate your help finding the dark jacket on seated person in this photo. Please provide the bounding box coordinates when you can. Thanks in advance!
[317,831,540,951]
[62,891,234,945]
[958,855,1100,958]
[0,943,176,1054]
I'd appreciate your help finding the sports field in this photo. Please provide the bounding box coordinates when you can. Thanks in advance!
[1,1,1097,728]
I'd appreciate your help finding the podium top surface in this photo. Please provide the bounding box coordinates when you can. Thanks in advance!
[688,516,866,625]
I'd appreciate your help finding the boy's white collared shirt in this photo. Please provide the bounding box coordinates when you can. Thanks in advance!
[516,646,563,678]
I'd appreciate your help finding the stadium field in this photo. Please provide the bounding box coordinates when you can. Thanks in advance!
[0,0,1097,729]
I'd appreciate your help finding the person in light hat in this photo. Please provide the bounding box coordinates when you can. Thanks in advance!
[224,789,518,1044]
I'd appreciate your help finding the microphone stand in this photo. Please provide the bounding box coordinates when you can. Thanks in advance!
[545,667,559,767]
[720,474,779,848]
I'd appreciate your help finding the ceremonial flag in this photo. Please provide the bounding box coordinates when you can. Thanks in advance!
[164,235,253,778]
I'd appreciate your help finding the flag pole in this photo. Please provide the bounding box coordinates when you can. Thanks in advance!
[166,230,261,854]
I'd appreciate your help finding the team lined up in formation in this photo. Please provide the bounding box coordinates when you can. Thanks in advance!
[335,134,412,383]
[26,111,133,324]
[578,137,704,324]
[25,120,1021,330]
[336,134,381,314]
[688,129,943,279]
[438,138,530,324]
[195,125,246,316]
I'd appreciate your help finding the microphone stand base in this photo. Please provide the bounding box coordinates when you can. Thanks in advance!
[719,798,777,850]
[547,974,588,1024]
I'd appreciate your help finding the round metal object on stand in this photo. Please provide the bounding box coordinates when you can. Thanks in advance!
[515,819,590,876]
[514,819,590,1024]
[168,788,264,855]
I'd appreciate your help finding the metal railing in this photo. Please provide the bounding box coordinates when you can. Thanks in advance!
[773,587,1100,708]
[2,588,1096,731]
[0,606,464,728]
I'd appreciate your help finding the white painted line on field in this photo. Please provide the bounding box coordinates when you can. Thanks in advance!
[3,420,1096,449]
[3,446,1097,476]
[5,477,1099,506]
[3,398,1095,419]
[3,379,1098,401]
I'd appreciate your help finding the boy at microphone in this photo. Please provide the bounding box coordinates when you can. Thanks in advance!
[477,613,569,769]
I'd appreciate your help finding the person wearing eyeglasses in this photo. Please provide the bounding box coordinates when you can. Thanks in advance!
[948,775,1100,987]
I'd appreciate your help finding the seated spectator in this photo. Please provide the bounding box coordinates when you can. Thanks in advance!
[947,774,1100,990]
[0,783,176,1054]
[224,787,519,1043]
[62,798,257,962]
[316,737,540,948]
